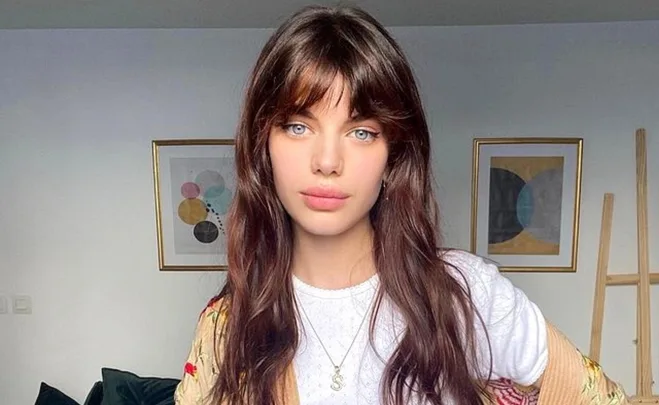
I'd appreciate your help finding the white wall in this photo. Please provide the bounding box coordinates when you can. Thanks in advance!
[0,21,657,404]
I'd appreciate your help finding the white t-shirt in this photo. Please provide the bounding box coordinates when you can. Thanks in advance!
[292,249,548,405]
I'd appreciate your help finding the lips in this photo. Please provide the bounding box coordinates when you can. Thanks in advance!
[301,187,349,199]
[300,187,349,211]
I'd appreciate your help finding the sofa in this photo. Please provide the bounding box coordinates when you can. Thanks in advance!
[34,368,181,405]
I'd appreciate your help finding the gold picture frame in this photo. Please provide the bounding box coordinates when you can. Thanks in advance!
[152,139,235,271]
[470,137,583,272]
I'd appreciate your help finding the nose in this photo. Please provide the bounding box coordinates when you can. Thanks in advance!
[311,133,343,176]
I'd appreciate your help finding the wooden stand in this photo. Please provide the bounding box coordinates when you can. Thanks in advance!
[589,128,658,404]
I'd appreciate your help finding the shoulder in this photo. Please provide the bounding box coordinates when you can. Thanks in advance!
[192,296,231,345]
[181,296,230,380]
[199,295,230,323]
[440,249,549,384]
[439,248,517,314]
[440,248,495,270]
[440,248,502,289]
[174,297,230,405]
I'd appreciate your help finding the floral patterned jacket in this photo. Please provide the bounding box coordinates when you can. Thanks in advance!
[174,298,630,405]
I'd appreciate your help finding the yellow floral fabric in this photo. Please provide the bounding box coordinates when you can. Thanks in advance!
[174,297,227,405]
[535,325,629,405]
[578,351,627,404]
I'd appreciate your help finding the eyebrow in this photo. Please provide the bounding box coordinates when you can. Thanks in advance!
[295,109,317,121]
[294,109,374,124]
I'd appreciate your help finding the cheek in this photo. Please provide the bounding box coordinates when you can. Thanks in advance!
[354,153,387,197]
[269,137,299,189]
[360,167,385,195]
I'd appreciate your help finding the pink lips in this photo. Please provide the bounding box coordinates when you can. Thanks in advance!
[300,187,349,211]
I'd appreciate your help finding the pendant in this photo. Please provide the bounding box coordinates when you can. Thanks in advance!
[330,366,345,391]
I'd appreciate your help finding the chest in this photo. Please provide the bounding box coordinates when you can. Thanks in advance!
[293,291,407,405]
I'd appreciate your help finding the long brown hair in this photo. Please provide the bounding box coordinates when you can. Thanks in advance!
[212,5,491,405]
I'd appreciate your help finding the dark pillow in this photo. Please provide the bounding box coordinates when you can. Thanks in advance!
[83,381,103,405]
[34,382,80,405]
[99,368,180,405]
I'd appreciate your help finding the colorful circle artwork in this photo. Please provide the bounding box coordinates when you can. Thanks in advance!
[195,170,225,195]
[177,169,230,244]
[180,182,201,199]
[193,221,220,244]
[203,185,233,216]
[177,198,208,226]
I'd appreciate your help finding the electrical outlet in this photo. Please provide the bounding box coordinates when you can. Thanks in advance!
[0,295,7,314]
[12,295,32,315]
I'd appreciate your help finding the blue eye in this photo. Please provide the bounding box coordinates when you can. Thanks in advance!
[283,123,307,136]
[353,129,377,141]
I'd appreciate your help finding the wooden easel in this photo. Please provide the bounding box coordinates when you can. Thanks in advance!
[589,128,658,404]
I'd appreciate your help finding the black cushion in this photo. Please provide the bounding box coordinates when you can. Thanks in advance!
[99,368,180,405]
[83,381,104,405]
[34,382,79,405]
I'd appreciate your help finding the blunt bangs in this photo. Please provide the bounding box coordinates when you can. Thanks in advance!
[261,17,413,142]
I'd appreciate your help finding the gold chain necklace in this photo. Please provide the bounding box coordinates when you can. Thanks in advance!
[296,292,376,391]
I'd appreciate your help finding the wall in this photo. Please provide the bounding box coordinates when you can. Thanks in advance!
[0,21,657,404]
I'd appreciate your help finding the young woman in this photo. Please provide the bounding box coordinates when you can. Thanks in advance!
[175,5,628,405]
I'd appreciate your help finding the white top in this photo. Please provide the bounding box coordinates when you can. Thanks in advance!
[292,249,548,405]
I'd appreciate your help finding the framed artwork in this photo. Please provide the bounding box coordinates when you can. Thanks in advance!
[152,139,235,271]
[470,138,583,272]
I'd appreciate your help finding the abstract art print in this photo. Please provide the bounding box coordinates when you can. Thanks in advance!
[470,138,583,272]
[152,139,235,271]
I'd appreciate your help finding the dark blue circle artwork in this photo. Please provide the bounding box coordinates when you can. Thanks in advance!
[487,157,564,255]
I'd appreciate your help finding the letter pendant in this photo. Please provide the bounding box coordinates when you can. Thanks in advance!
[330,366,345,391]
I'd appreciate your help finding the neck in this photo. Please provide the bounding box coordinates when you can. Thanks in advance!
[292,218,376,290]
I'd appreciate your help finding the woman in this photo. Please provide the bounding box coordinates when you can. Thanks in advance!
[175,5,628,405]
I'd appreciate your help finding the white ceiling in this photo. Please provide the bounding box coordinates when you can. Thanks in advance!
[1,0,659,29]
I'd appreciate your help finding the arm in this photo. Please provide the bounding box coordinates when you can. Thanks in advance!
[174,298,228,405]
[444,250,630,404]
[531,322,629,404]
[444,250,548,386]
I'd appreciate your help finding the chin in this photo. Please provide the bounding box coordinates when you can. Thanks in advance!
[296,221,355,238]
[293,214,364,238]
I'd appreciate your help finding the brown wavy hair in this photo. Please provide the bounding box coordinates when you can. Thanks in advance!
[211,5,491,405]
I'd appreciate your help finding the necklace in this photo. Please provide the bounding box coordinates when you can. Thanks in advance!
[296,292,376,392]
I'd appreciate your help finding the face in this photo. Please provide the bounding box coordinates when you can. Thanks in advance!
[268,75,388,238]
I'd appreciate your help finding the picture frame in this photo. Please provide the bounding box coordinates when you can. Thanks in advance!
[152,139,236,271]
[470,137,583,272]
